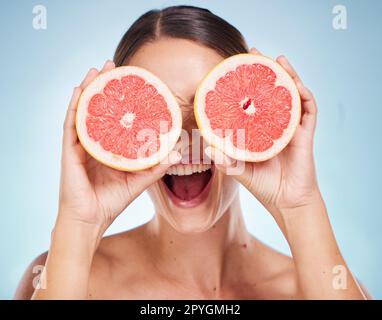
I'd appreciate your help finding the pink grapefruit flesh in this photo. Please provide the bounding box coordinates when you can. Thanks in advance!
[194,54,301,162]
[76,66,182,171]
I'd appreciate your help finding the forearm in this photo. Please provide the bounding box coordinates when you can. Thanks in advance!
[32,216,101,300]
[276,195,366,299]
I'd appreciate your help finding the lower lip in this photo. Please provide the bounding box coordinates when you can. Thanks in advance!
[160,167,214,209]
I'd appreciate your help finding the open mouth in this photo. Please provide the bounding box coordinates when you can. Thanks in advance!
[161,164,214,208]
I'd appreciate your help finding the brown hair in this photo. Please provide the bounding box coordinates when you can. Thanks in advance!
[113,5,248,66]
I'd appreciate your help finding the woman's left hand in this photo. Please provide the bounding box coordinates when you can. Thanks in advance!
[206,49,321,217]
[206,50,370,300]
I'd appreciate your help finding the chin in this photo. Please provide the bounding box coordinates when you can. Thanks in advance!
[148,165,239,234]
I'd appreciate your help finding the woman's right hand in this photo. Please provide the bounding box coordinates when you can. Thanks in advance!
[58,60,181,238]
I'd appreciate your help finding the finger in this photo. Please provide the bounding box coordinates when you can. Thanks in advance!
[276,55,302,84]
[63,67,98,148]
[204,146,246,176]
[128,150,182,198]
[80,68,99,90]
[136,150,182,178]
[296,82,318,133]
[64,66,104,144]
[249,47,262,55]
[99,60,115,74]
[276,56,317,133]
[204,146,235,171]
[205,145,251,177]
[63,86,82,148]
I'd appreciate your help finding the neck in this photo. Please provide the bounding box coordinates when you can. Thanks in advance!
[146,195,252,296]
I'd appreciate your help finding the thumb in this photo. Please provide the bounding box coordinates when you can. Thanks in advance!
[125,150,182,203]
[132,150,182,188]
[204,146,248,177]
[205,146,257,192]
[148,150,183,176]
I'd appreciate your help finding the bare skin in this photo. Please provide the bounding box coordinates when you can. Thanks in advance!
[15,38,369,300]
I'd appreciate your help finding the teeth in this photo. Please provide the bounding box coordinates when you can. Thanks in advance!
[166,164,211,176]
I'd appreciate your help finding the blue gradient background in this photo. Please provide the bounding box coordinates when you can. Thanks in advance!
[0,0,381,299]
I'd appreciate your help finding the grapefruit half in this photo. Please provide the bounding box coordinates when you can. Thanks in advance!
[194,54,301,162]
[76,66,182,171]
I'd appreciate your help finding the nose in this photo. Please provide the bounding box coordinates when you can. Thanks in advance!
[180,104,197,134]
[174,111,208,164]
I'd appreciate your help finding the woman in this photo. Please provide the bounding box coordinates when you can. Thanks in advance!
[15,5,369,299]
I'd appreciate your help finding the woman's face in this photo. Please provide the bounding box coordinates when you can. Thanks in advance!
[128,37,239,233]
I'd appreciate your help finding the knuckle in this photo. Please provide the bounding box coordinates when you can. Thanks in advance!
[304,86,313,96]
[308,102,318,115]
[63,122,70,130]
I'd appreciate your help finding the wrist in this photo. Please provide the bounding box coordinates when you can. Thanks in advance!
[278,193,329,245]
[52,214,104,261]
[274,197,364,299]
[266,189,326,237]
[33,215,101,299]
[56,206,106,237]
[279,189,325,218]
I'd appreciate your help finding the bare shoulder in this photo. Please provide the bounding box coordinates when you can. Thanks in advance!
[248,239,302,299]
[93,223,149,266]
[14,251,48,300]
[14,224,150,300]
[88,224,151,299]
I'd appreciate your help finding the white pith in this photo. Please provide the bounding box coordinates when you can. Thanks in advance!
[76,66,182,171]
[241,97,256,115]
[166,164,211,176]
[120,112,135,129]
[194,54,301,162]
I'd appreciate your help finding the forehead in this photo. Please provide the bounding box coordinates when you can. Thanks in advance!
[127,37,224,102]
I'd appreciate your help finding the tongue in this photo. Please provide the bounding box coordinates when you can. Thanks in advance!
[168,171,211,201]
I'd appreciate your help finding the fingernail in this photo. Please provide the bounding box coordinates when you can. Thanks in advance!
[296,81,305,90]
[107,59,116,67]
[169,151,182,165]
[223,154,234,167]
[204,146,213,158]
